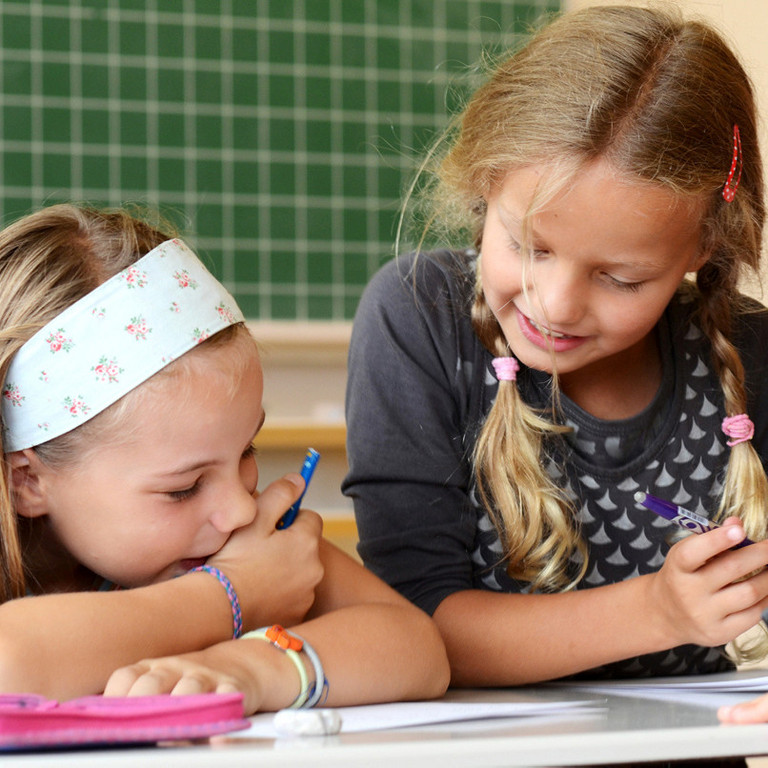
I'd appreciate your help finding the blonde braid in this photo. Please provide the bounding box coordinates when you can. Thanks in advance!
[402,5,767,605]
[695,252,768,542]
[694,257,768,663]
[471,272,586,592]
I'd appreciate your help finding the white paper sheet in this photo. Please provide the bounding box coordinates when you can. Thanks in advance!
[564,669,768,693]
[235,698,601,739]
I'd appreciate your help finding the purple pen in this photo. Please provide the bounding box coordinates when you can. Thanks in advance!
[276,448,320,530]
[634,491,753,547]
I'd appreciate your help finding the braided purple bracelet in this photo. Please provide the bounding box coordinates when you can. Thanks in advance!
[190,565,243,639]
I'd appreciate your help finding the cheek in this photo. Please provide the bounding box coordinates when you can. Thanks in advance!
[243,455,258,495]
[480,250,521,308]
[598,296,667,345]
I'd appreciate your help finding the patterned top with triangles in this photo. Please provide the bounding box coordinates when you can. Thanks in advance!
[345,250,768,678]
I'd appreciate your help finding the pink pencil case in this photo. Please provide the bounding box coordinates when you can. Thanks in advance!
[0,692,250,750]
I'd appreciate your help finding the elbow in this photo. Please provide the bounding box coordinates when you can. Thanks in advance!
[0,630,41,693]
[410,609,451,699]
[430,648,452,699]
[0,601,64,696]
[428,624,451,698]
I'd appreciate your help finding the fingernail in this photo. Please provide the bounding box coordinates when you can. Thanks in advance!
[727,525,745,541]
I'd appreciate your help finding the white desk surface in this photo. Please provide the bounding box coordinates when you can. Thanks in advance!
[4,685,768,768]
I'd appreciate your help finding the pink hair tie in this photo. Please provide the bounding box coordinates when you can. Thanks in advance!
[492,356,520,382]
[722,413,754,446]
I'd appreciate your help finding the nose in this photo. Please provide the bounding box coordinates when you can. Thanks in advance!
[209,485,257,533]
[528,260,586,328]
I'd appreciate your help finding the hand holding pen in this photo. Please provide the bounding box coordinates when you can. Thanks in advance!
[206,452,324,629]
[277,448,320,529]
[637,490,768,650]
[635,491,754,548]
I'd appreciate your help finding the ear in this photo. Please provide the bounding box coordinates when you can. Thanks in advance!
[7,450,50,519]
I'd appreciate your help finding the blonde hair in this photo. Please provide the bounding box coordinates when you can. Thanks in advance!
[408,4,767,606]
[0,204,251,602]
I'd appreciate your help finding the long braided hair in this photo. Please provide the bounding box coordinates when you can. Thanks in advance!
[408,5,766,597]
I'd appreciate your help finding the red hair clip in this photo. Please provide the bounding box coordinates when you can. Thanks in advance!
[722,124,742,203]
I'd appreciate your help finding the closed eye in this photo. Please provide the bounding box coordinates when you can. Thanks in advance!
[507,235,549,258]
[167,480,202,501]
[604,274,645,292]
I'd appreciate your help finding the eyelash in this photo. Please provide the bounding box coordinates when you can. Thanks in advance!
[507,237,548,258]
[509,237,645,293]
[606,276,644,293]
[167,445,257,501]
[168,482,201,502]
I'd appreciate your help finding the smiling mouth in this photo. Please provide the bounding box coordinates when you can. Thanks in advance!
[527,317,573,339]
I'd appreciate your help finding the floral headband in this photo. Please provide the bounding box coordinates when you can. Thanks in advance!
[2,238,245,451]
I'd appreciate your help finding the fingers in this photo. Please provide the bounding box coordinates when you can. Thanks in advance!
[719,694,768,724]
[103,663,146,696]
[255,475,325,535]
[104,659,238,698]
[671,525,768,588]
[715,569,768,624]
[672,520,749,572]
[652,521,768,648]
[253,474,306,530]
[290,507,324,536]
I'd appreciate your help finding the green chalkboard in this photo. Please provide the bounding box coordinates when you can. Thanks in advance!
[0,0,558,320]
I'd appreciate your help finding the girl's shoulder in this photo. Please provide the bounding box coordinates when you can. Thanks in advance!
[351,250,483,376]
[367,249,475,292]
[669,287,768,382]
[359,249,477,321]
[731,296,768,380]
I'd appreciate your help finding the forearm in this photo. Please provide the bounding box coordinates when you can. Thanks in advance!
[0,571,233,699]
[290,602,449,707]
[104,537,450,711]
[433,576,670,686]
[271,539,450,706]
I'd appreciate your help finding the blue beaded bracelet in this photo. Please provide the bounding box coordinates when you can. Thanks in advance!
[190,565,243,639]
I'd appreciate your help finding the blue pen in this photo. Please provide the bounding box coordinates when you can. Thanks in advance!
[276,448,320,529]
[634,491,753,547]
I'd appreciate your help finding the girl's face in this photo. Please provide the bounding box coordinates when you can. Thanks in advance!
[480,159,708,385]
[23,341,264,588]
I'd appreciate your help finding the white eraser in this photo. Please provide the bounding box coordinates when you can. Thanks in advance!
[273,708,343,737]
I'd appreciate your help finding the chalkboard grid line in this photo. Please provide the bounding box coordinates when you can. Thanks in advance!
[0,0,558,320]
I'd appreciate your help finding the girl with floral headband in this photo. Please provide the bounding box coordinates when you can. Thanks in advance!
[0,203,449,711]
[343,3,768,697]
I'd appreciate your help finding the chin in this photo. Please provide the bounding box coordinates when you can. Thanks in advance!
[505,344,556,375]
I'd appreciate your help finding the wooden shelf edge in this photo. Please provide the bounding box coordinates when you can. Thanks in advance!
[254,422,347,450]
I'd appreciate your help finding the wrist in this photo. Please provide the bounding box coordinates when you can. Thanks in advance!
[186,566,243,640]
[640,572,684,649]
[242,625,327,709]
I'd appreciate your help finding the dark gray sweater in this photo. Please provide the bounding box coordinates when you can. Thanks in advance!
[344,250,768,678]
